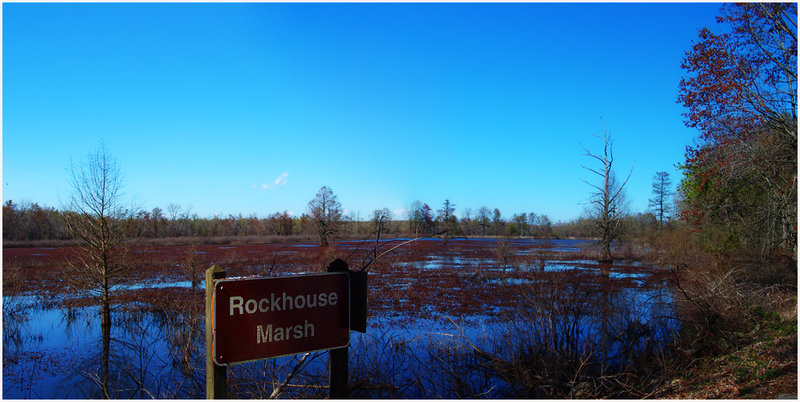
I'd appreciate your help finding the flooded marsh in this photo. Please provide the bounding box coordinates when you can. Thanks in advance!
[3,238,679,398]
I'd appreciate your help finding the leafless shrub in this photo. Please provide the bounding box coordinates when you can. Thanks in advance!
[493,239,515,270]
[652,228,709,268]
[456,270,676,398]
[313,246,343,272]
[162,296,204,385]
[410,332,499,398]
[531,246,551,271]
[181,245,204,288]
[2,261,28,346]
[70,308,197,398]
[670,255,797,355]
[617,239,639,261]
[348,330,410,398]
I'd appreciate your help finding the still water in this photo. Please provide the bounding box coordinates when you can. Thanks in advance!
[3,238,678,399]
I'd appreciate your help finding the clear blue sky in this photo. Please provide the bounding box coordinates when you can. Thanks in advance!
[3,2,722,222]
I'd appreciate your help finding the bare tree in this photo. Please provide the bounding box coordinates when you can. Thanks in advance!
[526,212,538,236]
[307,186,343,246]
[407,201,423,234]
[63,143,136,328]
[582,124,632,263]
[372,208,392,235]
[512,213,528,236]
[461,207,473,236]
[477,206,491,236]
[492,208,503,236]
[648,171,673,228]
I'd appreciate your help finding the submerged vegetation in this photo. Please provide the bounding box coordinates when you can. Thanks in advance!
[3,226,795,398]
[5,238,680,398]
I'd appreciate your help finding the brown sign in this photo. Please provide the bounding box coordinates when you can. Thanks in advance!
[212,272,350,365]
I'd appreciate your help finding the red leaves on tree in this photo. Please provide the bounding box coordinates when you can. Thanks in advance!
[678,3,797,152]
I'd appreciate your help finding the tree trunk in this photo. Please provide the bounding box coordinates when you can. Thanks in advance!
[599,240,613,264]
[101,318,111,398]
[101,272,111,328]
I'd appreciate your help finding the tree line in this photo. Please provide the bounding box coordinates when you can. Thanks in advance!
[0,197,557,243]
[2,195,674,245]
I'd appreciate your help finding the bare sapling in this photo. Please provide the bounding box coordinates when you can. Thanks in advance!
[493,239,514,270]
[182,244,202,288]
[62,142,137,328]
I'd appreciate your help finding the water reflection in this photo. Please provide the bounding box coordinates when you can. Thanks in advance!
[3,239,678,399]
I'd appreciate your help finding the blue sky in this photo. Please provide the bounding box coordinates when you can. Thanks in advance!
[3,2,722,222]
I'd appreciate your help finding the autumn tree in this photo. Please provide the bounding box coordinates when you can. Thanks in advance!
[679,3,796,143]
[582,124,632,263]
[2,200,68,241]
[63,143,136,328]
[276,210,293,236]
[307,186,342,246]
[648,171,673,227]
[3,200,29,241]
[679,3,797,256]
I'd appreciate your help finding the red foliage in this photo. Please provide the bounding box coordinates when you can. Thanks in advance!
[679,3,796,151]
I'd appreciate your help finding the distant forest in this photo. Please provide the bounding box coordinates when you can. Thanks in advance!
[2,199,666,244]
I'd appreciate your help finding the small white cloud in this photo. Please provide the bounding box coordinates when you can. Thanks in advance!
[256,172,289,190]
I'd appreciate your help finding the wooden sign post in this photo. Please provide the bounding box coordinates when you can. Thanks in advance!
[326,259,349,399]
[213,272,350,364]
[205,266,227,399]
[205,259,367,399]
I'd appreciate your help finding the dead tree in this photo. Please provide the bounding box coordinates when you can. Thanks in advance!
[582,123,633,263]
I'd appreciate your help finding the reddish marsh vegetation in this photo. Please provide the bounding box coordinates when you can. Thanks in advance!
[4,238,677,398]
